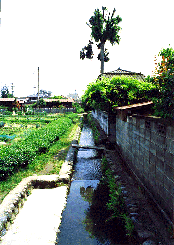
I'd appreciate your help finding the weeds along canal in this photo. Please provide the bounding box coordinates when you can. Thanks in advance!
[56,124,129,245]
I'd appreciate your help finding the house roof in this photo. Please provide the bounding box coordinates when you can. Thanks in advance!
[98,67,146,82]
[0,98,15,102]
[43,98,74,103]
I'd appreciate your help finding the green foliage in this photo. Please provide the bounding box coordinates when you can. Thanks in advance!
[82,76,158,112]
[151,46,174,118]
[101,156,134,236]
[32,98,46,108]
[1,85,13,98]
[72,102,84,113]
[52,95,66,99]
[80,7,122,72]
[0,115,74,179]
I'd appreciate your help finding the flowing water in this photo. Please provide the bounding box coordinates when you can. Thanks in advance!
[56,124,128,245]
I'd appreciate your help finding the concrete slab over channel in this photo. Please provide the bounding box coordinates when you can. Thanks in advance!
[0,186,68,245]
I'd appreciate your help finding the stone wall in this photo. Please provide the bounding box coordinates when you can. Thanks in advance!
[92,110,174,221]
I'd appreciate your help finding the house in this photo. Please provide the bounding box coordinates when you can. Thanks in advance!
[0,98,16,109]
[27,90,52,103]
[43,98,75,108]
[17,97,29,104]
[98,67,146,82]
[67,90,80,102]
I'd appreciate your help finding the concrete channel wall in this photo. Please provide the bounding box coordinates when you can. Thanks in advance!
[92,110,174,222]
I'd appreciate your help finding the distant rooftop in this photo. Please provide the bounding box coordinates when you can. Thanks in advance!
[0,98,15,102]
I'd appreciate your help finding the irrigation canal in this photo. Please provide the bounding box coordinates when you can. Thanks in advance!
[56,124,128,245]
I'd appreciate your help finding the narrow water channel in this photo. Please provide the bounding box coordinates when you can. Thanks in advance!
[56,124,128,245]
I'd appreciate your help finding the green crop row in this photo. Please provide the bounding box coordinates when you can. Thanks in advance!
[0,115,73,179]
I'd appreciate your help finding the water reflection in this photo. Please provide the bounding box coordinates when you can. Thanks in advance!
[80,186,94,205]
[81,182,128,245]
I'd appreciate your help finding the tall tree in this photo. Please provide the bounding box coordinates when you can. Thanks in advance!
[80,7,122,74]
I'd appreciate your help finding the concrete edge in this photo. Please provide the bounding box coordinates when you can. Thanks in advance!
[0,124,81,238]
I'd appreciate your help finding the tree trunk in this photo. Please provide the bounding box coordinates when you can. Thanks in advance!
[100,43,104,74]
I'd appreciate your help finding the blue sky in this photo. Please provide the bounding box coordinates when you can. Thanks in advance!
[0,0,174,97]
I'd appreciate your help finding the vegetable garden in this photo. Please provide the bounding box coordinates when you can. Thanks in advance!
[0,113,80,180]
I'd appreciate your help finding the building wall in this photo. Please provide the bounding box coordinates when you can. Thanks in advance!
[93,110,174,220]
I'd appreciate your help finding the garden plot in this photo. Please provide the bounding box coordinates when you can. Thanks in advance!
[0,115,55,145]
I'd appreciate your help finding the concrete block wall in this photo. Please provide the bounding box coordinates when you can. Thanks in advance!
[116,115,174,220]
[92,109,174,221]
[92,110,109,135]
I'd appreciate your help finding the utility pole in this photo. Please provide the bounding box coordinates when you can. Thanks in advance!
[100,6,106,74]
[38,67,39,103]
[11,83,14,96]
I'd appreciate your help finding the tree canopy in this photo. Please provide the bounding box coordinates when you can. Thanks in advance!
[1,85,13,98]
[151,46,174,118]
[80,7,122,73]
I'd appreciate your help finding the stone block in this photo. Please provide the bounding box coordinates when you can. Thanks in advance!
[164,151,174,168]
[156,134,166,146]
[162,187,174,211]
[151,121,158,133]
[139,118,145,129]
[156,180,164,195]
[166,125,174,139]
[144,139,150,151]
[144,159,150,172]
[163,175,174,195]
[139,127,145,137]
[156,157,164,171]
[139,136,145,147]
[149,142,156,156]
[169,140,174,154]
[156,146,165,161]
[164,164,174,181]
[165,138,172,153]
[144,148,150,161]
[132,117,136,125]
[151,132,159,145]
[144,129,151,140]
[148,173,156,187]
[156,167,164,183]
[149,161,156,174]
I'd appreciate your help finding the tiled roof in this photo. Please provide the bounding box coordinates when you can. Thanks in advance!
[0,98,15,102]
[98,67,146,82]
[43,98,74,103]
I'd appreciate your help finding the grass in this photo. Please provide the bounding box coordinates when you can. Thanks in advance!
[0,120,80,204]
[101,156,135,237]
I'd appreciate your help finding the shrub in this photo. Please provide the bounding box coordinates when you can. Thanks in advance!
[82,76,157,112]
[151,46,174,118]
